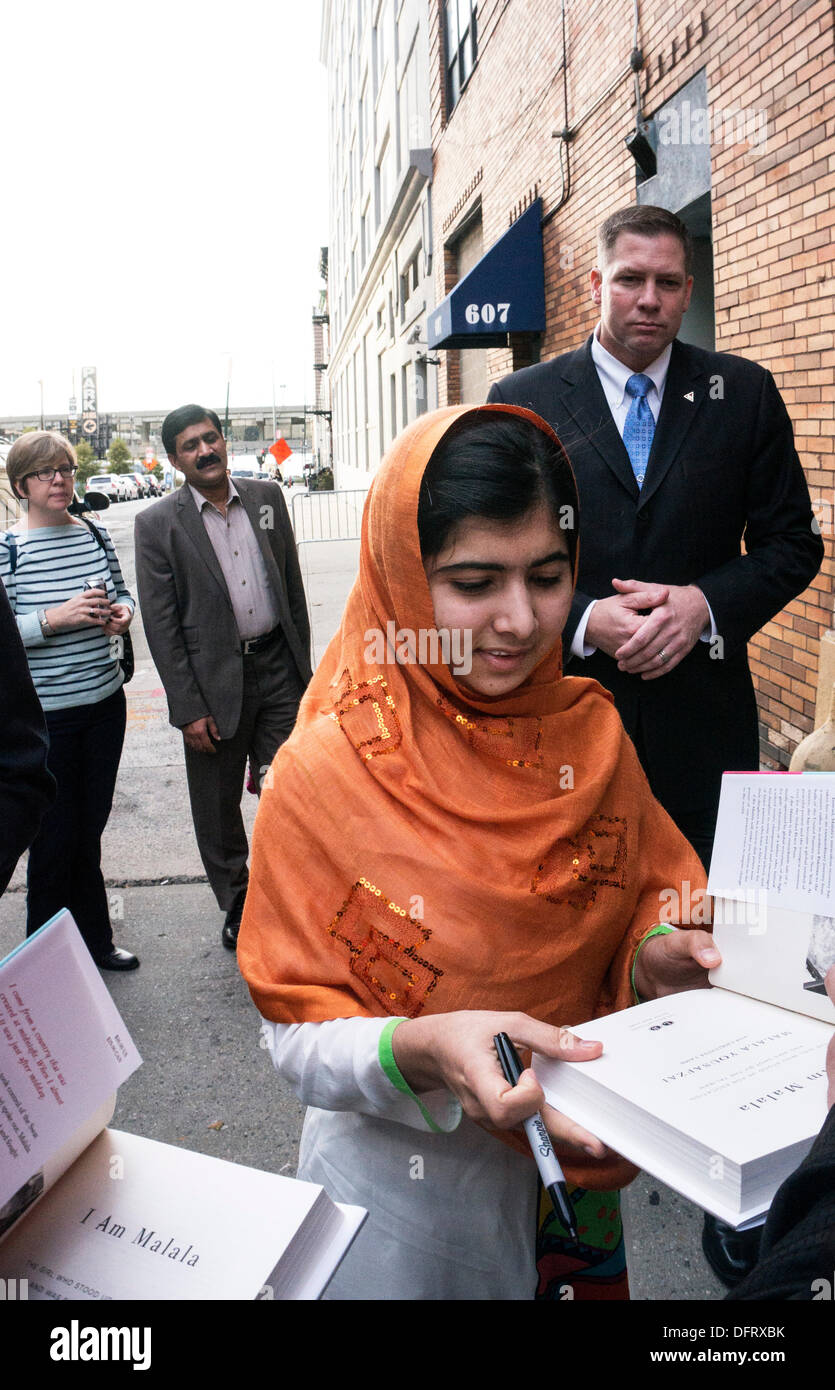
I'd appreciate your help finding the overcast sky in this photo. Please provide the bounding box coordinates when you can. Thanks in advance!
[1,1,328,420]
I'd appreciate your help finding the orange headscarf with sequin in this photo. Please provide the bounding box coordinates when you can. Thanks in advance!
[238,404,705,1188]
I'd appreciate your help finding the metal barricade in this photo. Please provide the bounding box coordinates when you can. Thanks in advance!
[291,489,369,666]
[291,488,368,544]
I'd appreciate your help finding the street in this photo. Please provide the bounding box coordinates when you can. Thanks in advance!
[0,495,726,1300]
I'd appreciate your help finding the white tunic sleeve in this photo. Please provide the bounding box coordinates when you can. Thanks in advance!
[260,1015,461,1134]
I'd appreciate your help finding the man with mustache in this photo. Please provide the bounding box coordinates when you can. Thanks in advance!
[134,405,312,949]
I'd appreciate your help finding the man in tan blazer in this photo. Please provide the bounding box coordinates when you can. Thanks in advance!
[134,404,312,949]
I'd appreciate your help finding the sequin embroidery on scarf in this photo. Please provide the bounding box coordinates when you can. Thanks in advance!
[331,668,402,760]
[532,814,628,910]
[436,692,544,769]
[326,877,443,1017]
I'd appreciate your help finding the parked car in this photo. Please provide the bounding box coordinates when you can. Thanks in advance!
[129,471,153,499]
[85,474,122,503]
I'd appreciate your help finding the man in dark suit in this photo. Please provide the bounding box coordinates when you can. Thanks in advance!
[488,204,823,865]
[488,204,824,1284]
[134,405,312,950]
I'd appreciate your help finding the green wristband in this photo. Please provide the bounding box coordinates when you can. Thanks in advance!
[378,1017,445,1133]
[631,924,675,1004]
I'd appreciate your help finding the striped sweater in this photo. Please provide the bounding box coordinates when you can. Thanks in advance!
[0,522,135,711]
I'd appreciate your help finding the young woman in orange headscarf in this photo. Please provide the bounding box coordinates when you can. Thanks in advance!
[238,404,716,1300]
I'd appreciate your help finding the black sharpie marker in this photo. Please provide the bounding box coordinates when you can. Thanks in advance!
[493,1031,580,1249]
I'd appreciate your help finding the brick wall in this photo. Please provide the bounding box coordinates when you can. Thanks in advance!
[429,0,834,763]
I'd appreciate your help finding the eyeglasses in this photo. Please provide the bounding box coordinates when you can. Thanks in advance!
[25,465,79,483]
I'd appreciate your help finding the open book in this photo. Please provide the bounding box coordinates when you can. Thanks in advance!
[534,773,835,1228]
[0,910,365,1299]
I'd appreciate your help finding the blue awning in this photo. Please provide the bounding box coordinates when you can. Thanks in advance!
[427,199,545,350]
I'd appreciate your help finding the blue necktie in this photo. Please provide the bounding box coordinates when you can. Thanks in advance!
[622,373,655,488]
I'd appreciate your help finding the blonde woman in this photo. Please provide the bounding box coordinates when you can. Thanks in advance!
[0,432,138,969]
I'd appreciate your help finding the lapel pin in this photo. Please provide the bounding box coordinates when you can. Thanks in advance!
[684,390,694,402]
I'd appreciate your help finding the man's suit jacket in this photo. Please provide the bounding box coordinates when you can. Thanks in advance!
[488,337,823,837]
[731,1104,835,1300]
[134,479,313,740]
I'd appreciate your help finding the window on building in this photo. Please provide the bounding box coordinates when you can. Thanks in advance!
[414,357,428,416]
[445,0,477,114]
[375,131,393,227]
[352,348,361,470]
[399,246,422,322]
[358,83,366,154]
[363,329,373,469]
[399,38,428,170]
[373,2,388,96]
[377,353,385,448]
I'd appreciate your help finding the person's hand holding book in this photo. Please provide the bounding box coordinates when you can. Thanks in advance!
[632,927,720,1000]
[391,1009,613,1159]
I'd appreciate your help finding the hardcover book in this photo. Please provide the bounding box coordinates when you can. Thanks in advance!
[534,773,835,1228]
[0,910,365,1299]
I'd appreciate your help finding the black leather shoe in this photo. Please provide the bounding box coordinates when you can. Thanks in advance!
[96,947,140,971]
[222,890,247,950]
[221,921,239,950]
[701,1213,761,1288]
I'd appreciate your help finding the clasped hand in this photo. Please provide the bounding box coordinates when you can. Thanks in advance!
[586,577,710,678]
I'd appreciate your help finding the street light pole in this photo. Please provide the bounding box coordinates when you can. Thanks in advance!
[223,355,232,435]
[38,379,44,430]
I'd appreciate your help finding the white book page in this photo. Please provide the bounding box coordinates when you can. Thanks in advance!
[707,774,835,914]
[0,1128,345,1301]
[0,910,141,1211]
[0,1097,115,1245]
[535,989,832,1166]
[710,900,835,1024]
[287,1204,367,1301]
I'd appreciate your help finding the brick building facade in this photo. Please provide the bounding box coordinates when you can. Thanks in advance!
[427,0,834,765]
